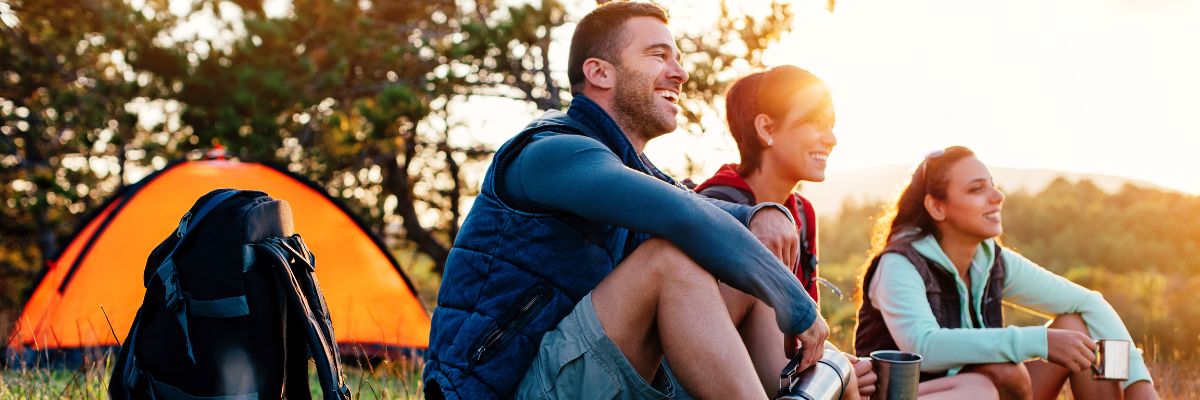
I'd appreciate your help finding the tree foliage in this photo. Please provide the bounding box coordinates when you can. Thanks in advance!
[0,0,800,338]
[1,0,171,312]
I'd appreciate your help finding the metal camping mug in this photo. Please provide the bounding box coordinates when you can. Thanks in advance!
[870,350,923,400]
[1093,339,1131,380]
[777,345,854,400]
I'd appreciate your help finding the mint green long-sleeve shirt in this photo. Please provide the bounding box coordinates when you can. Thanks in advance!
[867,234,1151,388]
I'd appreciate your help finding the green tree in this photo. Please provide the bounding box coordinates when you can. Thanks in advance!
[1,0,172,322]
[0,0,807,331]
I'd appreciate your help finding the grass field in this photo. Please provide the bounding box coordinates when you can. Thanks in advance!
[0,354,426,399]
[1,356,1196,399]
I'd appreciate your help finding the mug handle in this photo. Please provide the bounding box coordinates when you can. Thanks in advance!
[1091,340,1103,375]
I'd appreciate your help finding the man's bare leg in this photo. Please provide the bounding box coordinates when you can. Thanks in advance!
[593,238,767,399]
[719,283,863,399]
[1026,313,1121,400]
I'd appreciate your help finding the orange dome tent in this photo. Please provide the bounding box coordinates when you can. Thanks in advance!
[7,159,430,364]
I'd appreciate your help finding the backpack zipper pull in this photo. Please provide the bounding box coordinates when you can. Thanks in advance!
[177,212,192,237]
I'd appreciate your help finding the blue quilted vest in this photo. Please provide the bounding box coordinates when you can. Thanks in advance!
[423,95,681,399]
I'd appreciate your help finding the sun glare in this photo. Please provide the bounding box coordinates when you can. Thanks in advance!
[752,0,1200,194]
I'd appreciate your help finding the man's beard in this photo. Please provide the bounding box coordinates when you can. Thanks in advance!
[612,65,676,141]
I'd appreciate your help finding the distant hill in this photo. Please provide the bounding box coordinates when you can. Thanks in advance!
[798,165,1171,214]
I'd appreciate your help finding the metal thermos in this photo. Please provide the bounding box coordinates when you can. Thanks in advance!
[777,346,853,400]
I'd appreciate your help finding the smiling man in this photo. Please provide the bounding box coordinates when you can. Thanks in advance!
[422,2,827,399]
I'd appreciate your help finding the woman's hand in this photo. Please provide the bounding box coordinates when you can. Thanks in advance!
[848,354,876,398]
[1046,328,1097,371]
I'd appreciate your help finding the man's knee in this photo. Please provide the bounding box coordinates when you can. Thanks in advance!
[634,238,713,284]
[636,237,687,261]
[968,363,1032,399]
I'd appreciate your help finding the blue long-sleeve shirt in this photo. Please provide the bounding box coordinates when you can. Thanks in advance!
[501,132,818,335]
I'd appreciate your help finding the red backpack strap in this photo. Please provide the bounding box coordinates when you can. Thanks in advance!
[795,193,818,257]
[792,193,820,301]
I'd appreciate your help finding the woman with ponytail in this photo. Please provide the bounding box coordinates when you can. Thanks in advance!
[855,146,1157,399]
[691,65,878,398]
[695,65,882,398]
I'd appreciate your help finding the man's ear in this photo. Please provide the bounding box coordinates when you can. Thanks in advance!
[924,194,946,222]
[582,58,616,90]
[754,114,775,146]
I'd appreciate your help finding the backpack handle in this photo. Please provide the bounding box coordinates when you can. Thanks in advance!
[160,189,244,274]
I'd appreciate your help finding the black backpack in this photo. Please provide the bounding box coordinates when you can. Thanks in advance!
[109,189,352,399]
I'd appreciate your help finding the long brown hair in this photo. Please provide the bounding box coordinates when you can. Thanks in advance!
[854,146,976,303]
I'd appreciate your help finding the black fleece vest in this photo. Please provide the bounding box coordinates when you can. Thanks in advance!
[855,241,1006,380]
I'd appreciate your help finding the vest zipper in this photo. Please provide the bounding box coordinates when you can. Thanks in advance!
[979,275,996,327]
[471,288,548,364]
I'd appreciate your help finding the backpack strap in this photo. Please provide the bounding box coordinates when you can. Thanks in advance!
[793,193,818,289]
[794,193,814,253]
[255,235,351,400]
[148,189,243,363]
[698,184,755,205]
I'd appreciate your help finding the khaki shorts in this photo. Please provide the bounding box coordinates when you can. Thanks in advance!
[515,293,693,400]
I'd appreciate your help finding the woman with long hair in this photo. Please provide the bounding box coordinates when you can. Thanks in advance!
[693,66,994,399]
[855,146,1157,399]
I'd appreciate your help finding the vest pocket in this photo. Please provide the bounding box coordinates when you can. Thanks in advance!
[471,285,551,365]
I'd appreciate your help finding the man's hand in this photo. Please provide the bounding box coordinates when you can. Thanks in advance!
[748,206,799,269]
[1046,328,1097,372]
[785,313,830,371]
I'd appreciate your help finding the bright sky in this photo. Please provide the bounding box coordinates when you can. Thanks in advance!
[759,0,1200,194]
[634,0,1200,195]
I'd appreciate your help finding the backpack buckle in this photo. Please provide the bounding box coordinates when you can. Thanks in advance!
[163,273,183,311]
[157,259,184,311]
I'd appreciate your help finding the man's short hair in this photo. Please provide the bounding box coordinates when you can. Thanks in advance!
[568,1,670,93]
